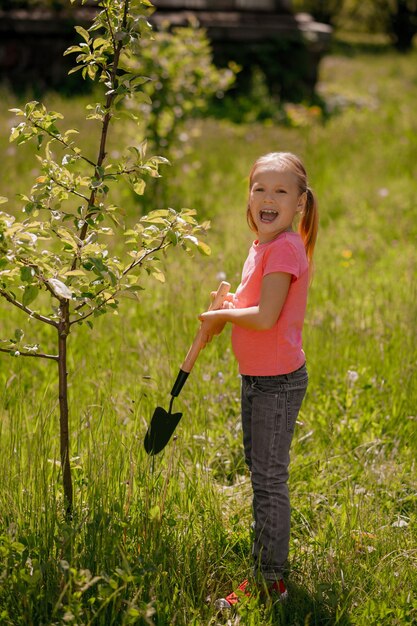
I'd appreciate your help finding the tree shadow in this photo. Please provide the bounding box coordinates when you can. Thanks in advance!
[271,579,353,626]
[330,36,395,58]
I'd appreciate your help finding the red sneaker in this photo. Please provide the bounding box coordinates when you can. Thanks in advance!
[215,579,251,609]
[269,578,288,601]
[215,578,288,609]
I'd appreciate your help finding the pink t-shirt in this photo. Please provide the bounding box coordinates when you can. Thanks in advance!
[231,232,309,375]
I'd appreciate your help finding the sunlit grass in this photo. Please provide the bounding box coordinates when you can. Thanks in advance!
[1,44,417,625]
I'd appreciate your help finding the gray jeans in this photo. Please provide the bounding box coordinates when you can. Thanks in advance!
[241,363,308,582]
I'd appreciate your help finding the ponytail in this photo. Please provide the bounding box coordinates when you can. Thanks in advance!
[299,186,318,267]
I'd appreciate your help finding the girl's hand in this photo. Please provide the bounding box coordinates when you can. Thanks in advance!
[198,291,234,347]
[200,272,292,337]
[198,310,227,347]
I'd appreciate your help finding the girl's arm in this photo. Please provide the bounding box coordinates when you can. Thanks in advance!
[199,272,291,346]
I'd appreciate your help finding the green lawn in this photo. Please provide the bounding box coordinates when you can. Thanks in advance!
[0,40,416,625]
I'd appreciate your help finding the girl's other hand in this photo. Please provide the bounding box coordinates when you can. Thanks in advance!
[210,291,235,309]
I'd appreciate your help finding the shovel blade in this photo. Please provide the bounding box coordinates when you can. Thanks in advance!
[144,406,183,455]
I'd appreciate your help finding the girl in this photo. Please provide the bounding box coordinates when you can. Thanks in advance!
[199,152,318,607]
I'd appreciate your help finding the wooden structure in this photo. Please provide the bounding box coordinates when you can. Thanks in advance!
[151,0,331,99]
[0,1,331,98]
[154,1,291,10]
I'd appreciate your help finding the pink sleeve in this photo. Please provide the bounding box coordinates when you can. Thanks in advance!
[263,240,300,278]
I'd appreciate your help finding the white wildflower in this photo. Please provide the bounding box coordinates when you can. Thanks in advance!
[347,370,359,384]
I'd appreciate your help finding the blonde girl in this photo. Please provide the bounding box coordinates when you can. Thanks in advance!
[199,152,318,607]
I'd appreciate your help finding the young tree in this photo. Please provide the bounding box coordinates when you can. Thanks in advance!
[0,0,210,517]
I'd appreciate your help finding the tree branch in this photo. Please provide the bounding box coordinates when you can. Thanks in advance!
[0,347,58,361]
[69,291,118,326]
[69,237,170,326]
[17,258,63,300]
[104,5,116,50]
[122,237,169,277]
[49,174,90,203]
[32,121,96,168]
[71,0,130,272]
[0,288,58,328]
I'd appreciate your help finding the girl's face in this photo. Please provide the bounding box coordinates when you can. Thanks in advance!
[249,166,306,244]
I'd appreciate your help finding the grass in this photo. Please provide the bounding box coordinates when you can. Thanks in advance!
[1,41,417,625]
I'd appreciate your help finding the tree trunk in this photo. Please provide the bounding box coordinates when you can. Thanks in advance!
[58,301,73,518]
[391,1,417,51]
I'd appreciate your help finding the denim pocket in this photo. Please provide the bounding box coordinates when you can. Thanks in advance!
[251,378,279,397]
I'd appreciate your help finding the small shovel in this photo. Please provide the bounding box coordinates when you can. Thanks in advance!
[144,280,230,455]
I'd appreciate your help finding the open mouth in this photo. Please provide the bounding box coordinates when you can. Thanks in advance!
[260,209,278,223]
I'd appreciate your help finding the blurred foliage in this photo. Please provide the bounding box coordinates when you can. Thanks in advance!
[292,0,340,24]
[209,33,322,125]
[128,21,235,159]
[124,20,236,206]
[294,0,417,50]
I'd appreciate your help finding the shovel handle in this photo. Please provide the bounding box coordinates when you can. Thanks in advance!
[180,280,230,374]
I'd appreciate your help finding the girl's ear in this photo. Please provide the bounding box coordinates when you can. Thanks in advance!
[297,191,307,213]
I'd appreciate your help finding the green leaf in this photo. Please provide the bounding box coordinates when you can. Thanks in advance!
[143,216,167,225]
[142,209,170,220]
[63,270,86,277]
[134,92,152,106]
[93,37,108,50]
[63,45,83,56]
[149,156,170,166]
[0,197,8,205]
[74,26,91,44]
[183,208,202,217]
[87,65,98,81]
[68,65,83,76]
[22,285,39,307]
[57,228,78,250]
[151,268,165,283]
[133,179,146,195]
[20,266,35,282]
[11,541,25,553]
[197,241,211,256]
[126,285,144,292]
[9,125,23,143]
[14,328,24,342]
[167,230,178,245]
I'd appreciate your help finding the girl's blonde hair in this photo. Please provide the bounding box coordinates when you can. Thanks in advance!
[247,152,319,265]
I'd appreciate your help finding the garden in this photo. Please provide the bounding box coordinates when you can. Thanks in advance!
[0,1,416,624]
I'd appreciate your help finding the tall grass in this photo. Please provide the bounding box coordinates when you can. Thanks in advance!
[1,42,416,624]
